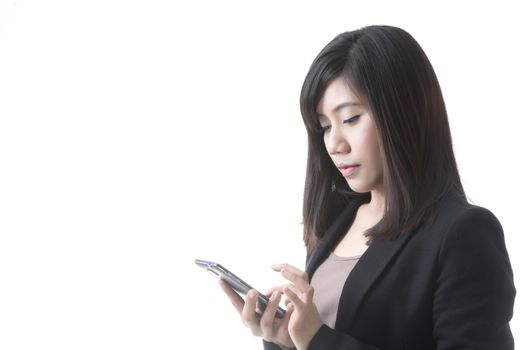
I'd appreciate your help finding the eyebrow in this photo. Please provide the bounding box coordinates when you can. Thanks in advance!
[316,101,362,118]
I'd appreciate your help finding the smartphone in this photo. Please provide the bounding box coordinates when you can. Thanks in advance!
[195,259,286,319]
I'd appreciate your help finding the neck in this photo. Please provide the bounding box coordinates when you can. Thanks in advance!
[366,188,385,219]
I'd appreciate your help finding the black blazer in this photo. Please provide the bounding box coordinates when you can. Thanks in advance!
[264,191,515,349]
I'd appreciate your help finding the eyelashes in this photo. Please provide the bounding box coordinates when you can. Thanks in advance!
[344,115,362,124]
[317,115,361,133]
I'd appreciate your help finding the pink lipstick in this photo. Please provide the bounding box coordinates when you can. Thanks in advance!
[337,164,360,177]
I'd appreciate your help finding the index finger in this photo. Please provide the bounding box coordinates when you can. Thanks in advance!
[263,285,287,298]
[273,264,309,290]
[271,263,306,277]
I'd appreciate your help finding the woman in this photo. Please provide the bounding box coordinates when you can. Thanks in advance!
[220,25,515,350]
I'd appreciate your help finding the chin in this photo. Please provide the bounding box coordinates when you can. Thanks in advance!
[346,182,372,194]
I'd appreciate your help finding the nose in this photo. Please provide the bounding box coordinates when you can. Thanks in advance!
[325,125,350,155]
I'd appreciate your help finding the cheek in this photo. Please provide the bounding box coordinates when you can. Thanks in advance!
[362,130,383,170]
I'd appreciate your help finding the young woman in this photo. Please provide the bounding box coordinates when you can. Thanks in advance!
[220,25,515,350]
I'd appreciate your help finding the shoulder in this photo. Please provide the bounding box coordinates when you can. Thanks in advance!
[444,204,502,243]
[426,191,512,275]
[429,193,515,348]
[426,191,503,241]
[413,191,510,264]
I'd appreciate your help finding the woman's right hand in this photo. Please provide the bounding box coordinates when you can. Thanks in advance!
[219,279,295,349]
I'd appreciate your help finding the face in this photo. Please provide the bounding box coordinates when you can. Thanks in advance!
[316,77,383,193]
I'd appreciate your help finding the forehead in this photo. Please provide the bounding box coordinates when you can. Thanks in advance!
[316,77,362,116]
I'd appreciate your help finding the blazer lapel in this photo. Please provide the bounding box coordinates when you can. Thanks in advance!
[305,194,415,332]
[334,230,415,332]
[306,196,368,279]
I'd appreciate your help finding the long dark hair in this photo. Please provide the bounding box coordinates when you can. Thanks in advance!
[300,25,465,252]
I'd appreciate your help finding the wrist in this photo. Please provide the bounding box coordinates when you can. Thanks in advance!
[295,321,323,350]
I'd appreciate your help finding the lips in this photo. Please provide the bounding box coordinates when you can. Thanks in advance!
[337,164,360,177]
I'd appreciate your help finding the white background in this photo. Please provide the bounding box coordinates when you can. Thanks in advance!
[0,0,523,349]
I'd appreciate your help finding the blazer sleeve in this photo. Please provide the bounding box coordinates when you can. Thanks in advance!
[433,206,515,349]
[263,340,283,349]
[264,329,380,350]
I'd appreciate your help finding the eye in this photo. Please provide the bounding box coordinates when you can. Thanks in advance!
[314,122,331,134]
[344,115,361,124]
[321,124,331,132]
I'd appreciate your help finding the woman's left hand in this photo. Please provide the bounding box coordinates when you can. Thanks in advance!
[272,264,323,350]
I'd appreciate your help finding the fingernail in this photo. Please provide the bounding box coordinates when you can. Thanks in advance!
[270,291,277,301]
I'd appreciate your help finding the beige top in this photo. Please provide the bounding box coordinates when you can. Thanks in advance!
[310,252,361,329]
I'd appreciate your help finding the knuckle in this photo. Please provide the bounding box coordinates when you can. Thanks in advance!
[250,327,261,337]
[260,328,275,341]
[260,318,272,330]
[241,314,251,326]
[307,286,314,297]
[241,312,254,326]
[244,318,261,335]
